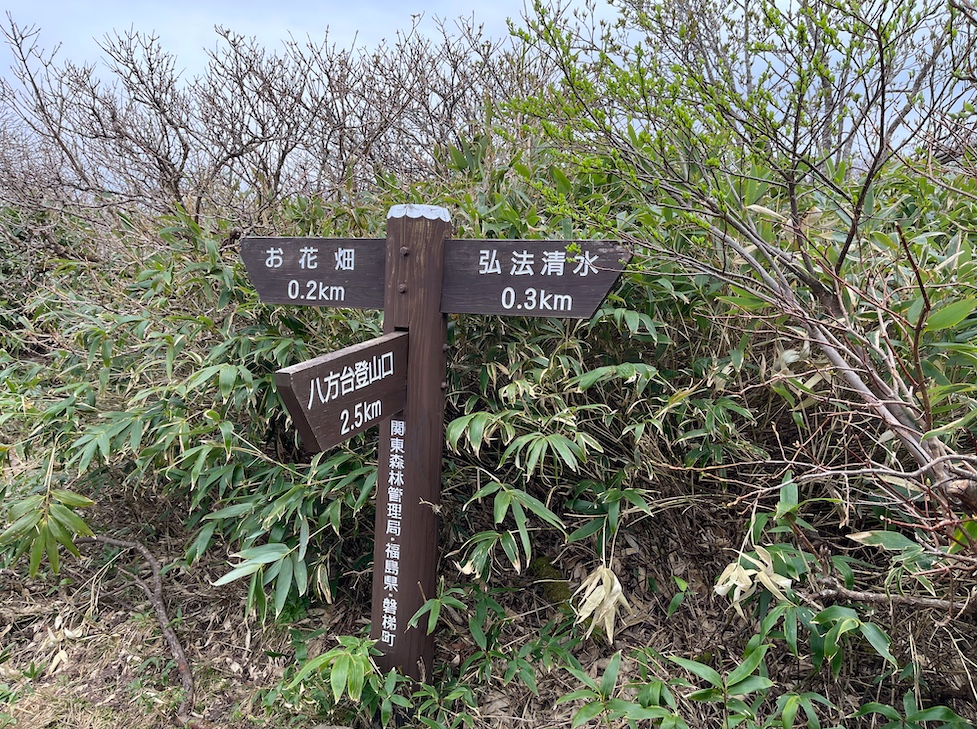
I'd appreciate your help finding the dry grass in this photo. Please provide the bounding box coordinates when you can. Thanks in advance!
[2,472,977,728]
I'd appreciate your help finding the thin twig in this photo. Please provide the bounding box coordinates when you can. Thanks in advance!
[77,535,194,724]
[811,577,977,618]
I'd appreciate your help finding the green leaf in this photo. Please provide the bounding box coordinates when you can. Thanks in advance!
[213,561,264,585]
[668,656,722,689]
[51,490,95,508]
[346,656,366,701]
[848,531,917,551]
[599,652,621,699]
[274,553,293,615]
[725,675,774,696]
[854,702,901,719]
[726,644,769,687]
[48,503,93,537]
[330,653,350,703]
[469,616,487,651]
[925,298,977,332]
[0,510,43,544]
[234,543,291,563]
[858,622,896,666]
[29,524,46,576]
[570,701,605,728]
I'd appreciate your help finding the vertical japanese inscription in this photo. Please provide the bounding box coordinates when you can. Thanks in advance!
[378,418,407,648]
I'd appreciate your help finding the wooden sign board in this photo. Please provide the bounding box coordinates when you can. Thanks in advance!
[274,331,408,452]
[441,240,632,318]
[241,205,632,680]
[242,237,385,309]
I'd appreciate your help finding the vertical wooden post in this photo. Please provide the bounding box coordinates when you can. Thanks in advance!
[371,205,450,679]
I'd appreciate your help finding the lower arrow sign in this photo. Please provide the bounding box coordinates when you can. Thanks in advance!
[275,331,409,452]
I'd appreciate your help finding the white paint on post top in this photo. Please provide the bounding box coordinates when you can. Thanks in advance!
[387,204,451,222]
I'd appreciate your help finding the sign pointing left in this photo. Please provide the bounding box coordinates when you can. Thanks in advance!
[242,237,385,309]
[274,331,408,452]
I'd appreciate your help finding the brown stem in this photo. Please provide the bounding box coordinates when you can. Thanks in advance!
[812,577,977,618]
[896,224,933,433]
[78,535,194,724]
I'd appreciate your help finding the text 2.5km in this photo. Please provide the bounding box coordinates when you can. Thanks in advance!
[500,287,573,313]
[340,399,383,435]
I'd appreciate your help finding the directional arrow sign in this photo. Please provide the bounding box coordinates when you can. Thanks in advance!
[242,237,386,309]
[274,331,408,452]
[440,240,632,318]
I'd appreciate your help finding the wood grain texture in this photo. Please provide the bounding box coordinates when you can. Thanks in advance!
[371,207,451,679]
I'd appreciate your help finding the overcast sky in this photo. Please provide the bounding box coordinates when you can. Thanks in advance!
[1,0,549,79]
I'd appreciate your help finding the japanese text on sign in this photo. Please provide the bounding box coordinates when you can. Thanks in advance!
[263,245,358,271]
[307,352,395,409]
[477,249,600,277]
[380,418,407,648]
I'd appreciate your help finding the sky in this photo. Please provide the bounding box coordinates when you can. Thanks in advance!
[1,0,546,80]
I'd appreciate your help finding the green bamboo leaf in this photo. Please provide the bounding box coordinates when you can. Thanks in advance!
[570,701,605,728]
[468,412,489,455]
[274,553,293,615]
[848,531,917,551]
[213,561,264,585]
[51,490,95,508]
[445,414,473,451]
[726,643,769,687]
[494,490,512,524]
[330,653,350,703]
[858,622,896,666]
[0,510,43,545]
[29,523,46,576]
[599,651,621,699]
[48,503,93,537]
[235,543,291,563]
[293,554,308,596]
[287,652,336,688]
[725,675,774,696]
[548,434,581,471]
[925,298,977,332]
[346,656,366,701]
[669,656,722,688]
[500,530,521,573]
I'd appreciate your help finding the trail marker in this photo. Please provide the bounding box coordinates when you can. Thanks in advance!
[241,205,630,679]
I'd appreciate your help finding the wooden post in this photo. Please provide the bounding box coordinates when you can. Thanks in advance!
[371,205,450,679]
[241,207,631,679]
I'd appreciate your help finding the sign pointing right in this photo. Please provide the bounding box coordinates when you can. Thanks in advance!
[440,240,632,318]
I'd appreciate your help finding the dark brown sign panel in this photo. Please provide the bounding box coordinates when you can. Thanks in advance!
[440,240,632,318]
[274,331,408,452]
[242,237,385,309]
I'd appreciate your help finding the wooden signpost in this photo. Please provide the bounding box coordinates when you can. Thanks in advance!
[241,204,631,679]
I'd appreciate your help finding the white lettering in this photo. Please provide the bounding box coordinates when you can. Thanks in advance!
[478,249,501,274]
[335,247,355,271]
[299,246,319,270]
[264,247,284,268]
[510,250,535,275]
[573,250,599,276]
[540,251,566,276]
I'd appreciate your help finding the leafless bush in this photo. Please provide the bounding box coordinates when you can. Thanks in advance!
[0,14,555,229]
